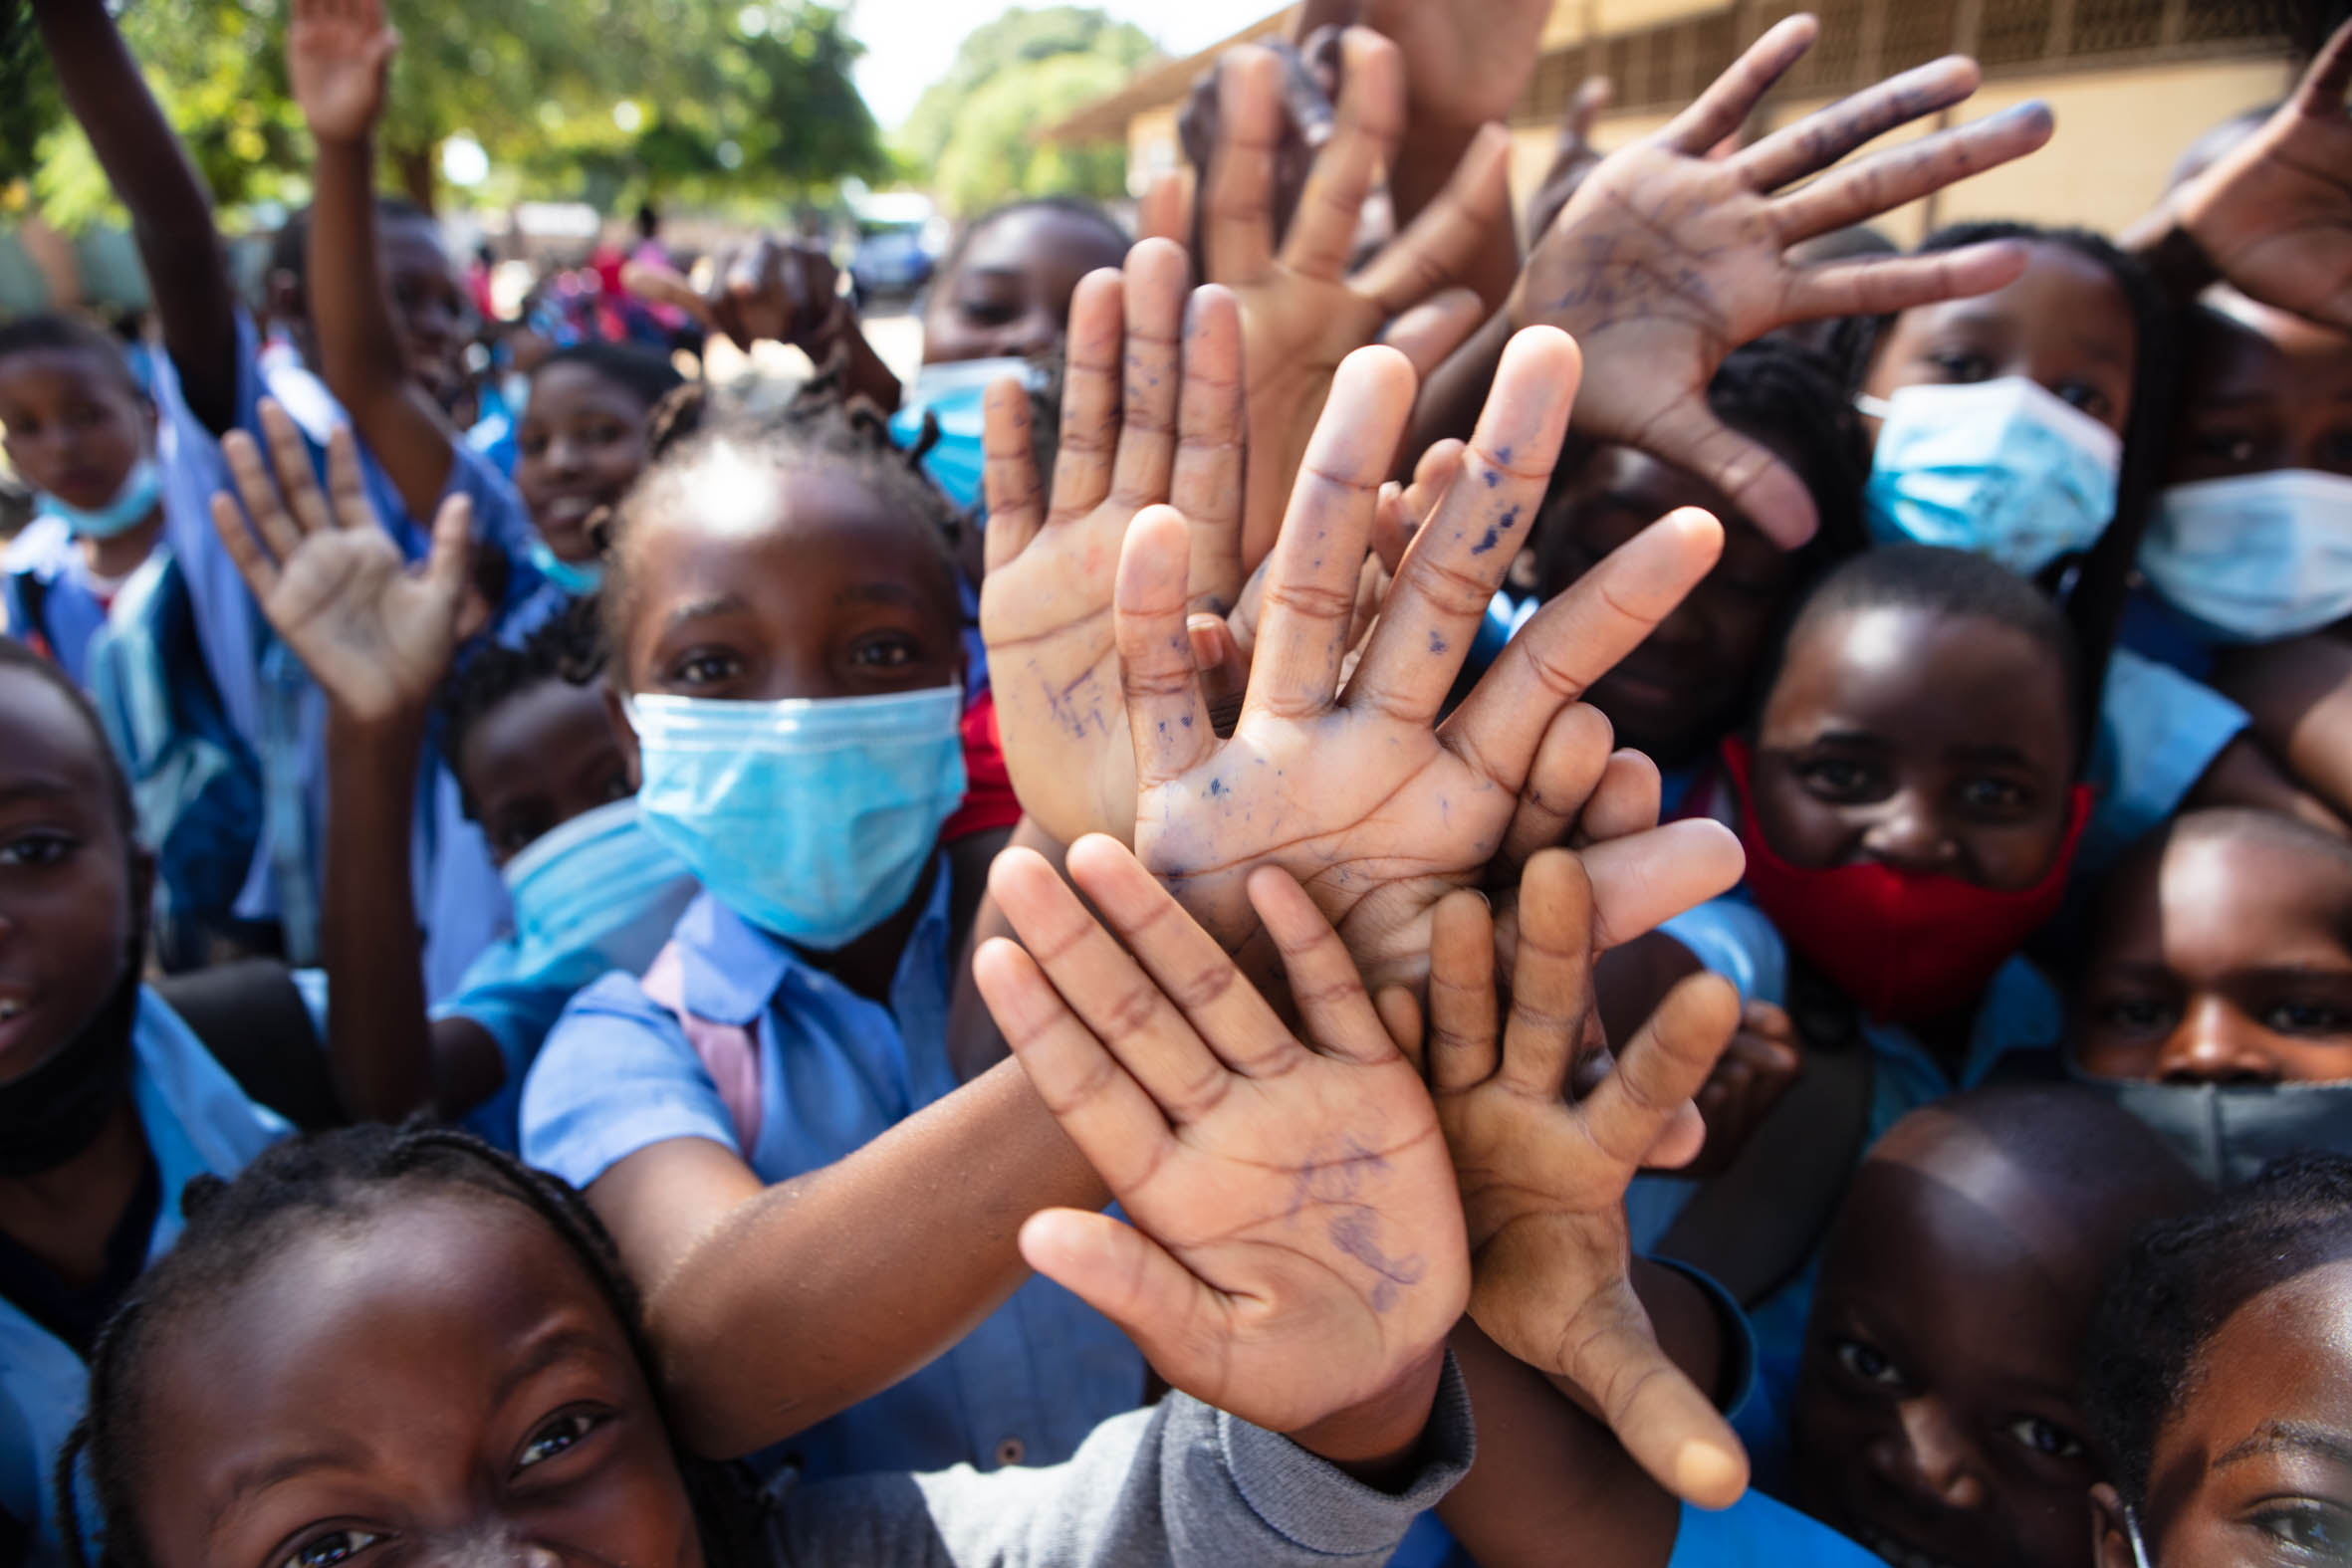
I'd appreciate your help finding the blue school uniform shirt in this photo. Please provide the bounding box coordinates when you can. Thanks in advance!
[2083,647,2247,874]
[520,867,1145,1480]
[150,316,538,975]
[2,991,288,1563]
[1,523,121,686]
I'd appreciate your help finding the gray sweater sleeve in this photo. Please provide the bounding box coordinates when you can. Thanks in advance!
[762,1355,1474,1568]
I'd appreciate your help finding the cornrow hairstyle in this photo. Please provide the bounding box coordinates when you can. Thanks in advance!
[532,340,686,415]
[2084,1152,2352,1517]
[0,313,144,399]
[1828,222,2175,753]
[1755,543,2087,774]
[0,639,137,837]
[55,1123,766,1568]
[599,361,968,659]
[437,592,610,811]
[935,194,1128,283]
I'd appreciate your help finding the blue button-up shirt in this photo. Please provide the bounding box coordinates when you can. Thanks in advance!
[521,864,1145,1480]
[4,991,289,1564]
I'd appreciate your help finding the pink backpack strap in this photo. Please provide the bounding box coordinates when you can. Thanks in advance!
[640,942,764,1153]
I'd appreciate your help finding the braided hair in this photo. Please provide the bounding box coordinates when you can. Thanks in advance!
[437,592,611,810]
[55,1123,765,1568]
[2084,1153,2352,1519]
[1827,222,2175,756]
[597,361,968,660]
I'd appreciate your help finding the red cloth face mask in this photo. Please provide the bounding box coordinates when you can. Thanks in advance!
[1722,738,2093,1025]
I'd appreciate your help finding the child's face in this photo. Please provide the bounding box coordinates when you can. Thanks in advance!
[1537,445,1800,768]
[0,347,151,510]
[615,451,964,705]
[2077,831,2352,1083]
[2169,296,2352,484]
[0,668,140,1082]
[380,214,471,409]
[135,1191,703,1568]
[2098,1257,2352,1568]
[459,680,636,864]
[1752,606,2075,890]
[1793,1155,2105,1568]
[1865,241,2139,439]
[516,363,653,562]
[920,207,1128,366]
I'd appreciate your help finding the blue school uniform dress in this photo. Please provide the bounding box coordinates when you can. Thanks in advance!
[520,868,1146,1480]
[0,991,288,1564]
[150,317,545,979]
[1,522,123,686]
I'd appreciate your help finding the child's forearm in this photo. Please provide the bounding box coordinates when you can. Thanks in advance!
[309,132,457,525]
[29,0,239,434]
[610,1060,1114,1459]
[320,706,441,1122]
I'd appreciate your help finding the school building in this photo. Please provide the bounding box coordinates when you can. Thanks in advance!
[1042,0,2304,244]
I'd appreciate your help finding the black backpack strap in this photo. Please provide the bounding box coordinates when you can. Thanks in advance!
[152,960,349,1132]
[1655,971,1876,1308]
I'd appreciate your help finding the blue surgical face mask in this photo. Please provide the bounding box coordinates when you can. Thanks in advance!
[889,357,1046,513]
[1860,376,2123,574]
[625,685,967,951]
[2139,469,2352,643]
[37,455,162,541]
[499,796,699,985]
[527,535,605,596]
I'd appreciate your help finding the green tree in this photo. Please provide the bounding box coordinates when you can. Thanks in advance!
[899,5,1157,215]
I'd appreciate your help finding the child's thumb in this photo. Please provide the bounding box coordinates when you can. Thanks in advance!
[1020,1210,1217,1384]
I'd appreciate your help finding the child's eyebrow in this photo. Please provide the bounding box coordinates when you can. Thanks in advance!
[834,582,922,609]
[2216,1421,2352,1471]
[1944,743,2039,768]
[0,778,80,809]
[658,594,752,637]
[215,1440,373,1521]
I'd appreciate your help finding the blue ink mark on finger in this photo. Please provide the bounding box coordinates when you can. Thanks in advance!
[1472,526,1501,555]
[1428,631,1448,654]
[1206,778,1228,798]
[1180,714,1194,728]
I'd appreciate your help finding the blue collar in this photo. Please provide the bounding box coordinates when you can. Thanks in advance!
[672,855,956,1026]
[1861,954,2064,1088]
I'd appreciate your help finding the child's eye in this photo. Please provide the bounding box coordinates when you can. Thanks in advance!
[281,1527,382,1568]
[1833,1337,1904,1389]
[2053,381,2115,426]
[596,770,635,805]
[2096,996,2177,1034]
[1923,348,1996,383]
[516,1410,603,1470]
[848,634,918,669]
[955,297,1021,328]
[586,423,629,447]
[1793,758,1882,801]
[2190,426,2262,468]
[0,830,77,868]
[2253,1500,2352,1554]
[2261,1000,2352,1036]
[2001,1415,2086,1460]
[669,651,743,688]
[1955,776,2029,815]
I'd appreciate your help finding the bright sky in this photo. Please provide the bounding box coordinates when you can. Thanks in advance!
[847,0,1285,128]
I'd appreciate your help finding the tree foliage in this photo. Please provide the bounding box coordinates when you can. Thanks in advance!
[3,0,884,223]
[899,6,1156,216]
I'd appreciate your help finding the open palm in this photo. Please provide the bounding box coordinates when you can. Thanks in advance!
[288,0,398,143]
[974,836,1465,1434]
[1406,849,1746,1506]
[211,400,469,725]
[980,239,1246,849]
[1521,16,2053,547]
[1115,329,1730,996]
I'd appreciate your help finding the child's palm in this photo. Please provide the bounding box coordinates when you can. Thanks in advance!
[288,0,397,141]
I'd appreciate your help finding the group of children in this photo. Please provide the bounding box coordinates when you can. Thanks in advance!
[4,0,2352,1563]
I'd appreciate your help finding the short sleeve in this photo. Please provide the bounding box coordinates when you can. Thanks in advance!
[519,972,743,1189]
[1657,898,1788,1008]
[2086,649,2249,873]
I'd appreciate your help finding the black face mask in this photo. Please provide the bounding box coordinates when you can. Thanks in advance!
[2073,1068,2352,1188]
[0,938,142,1180]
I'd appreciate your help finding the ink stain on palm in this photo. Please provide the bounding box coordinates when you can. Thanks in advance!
[1292,1137,1425,1312]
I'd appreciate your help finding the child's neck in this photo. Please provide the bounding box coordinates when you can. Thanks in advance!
[80,507,166,584]
[1908,997,1988,1084]
[0,1095,148,1291]
[799,856,942,1008]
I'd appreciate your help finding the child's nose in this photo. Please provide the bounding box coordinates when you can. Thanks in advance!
[1859,793,1960,876]
[1882,1396,1989,1510]
[2157,996,2282,1085]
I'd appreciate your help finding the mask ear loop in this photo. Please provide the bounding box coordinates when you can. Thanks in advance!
[2125,1504,2156,1568]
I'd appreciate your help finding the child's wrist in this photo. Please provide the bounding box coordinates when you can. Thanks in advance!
[1285,1343,1446,1487]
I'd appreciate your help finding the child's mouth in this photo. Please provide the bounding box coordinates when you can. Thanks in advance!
[1850,1519,1969,1568]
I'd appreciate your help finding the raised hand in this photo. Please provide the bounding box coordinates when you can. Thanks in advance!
[1405,848,1746,1506]
[625,234,850,360]
[210,399,471,726]
[2160,19,2352,330]
[980,239,1247,848]
[1683,1001,1802,1180]
[1300,0,1556,135]
[288,0,398,143]
[1202,29,1507,568]
[1114,327,1746,997]
[1523,77,1613,253]
[973,836,1466,1454]
[1518,15,2053,547]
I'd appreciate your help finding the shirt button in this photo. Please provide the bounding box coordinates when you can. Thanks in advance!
[994,1437,1027,1467]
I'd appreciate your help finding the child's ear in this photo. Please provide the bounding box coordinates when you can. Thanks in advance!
[2089,1481,2144,1568]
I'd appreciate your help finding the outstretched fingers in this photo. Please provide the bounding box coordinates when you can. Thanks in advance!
[1782,239,2032,323]
[1346,327,1581,727]
[1202,46,1287,285]
[1498,850,1597,1101]
[1046,269,1129,527]
[1169,286,1249,612]
[1769,100,2054,244]
[1108,239,1194,511]
[2298,14,2352,116]
[1355,123,1516,319]
[1497,704,1616,874]
[981,379,1048,570]
[1020,1209,1224,1386]
[1581,971,1741,1169]
[1282,28,1407,284]
[1116,508,1219,789]
[1444,507,1723,787]
[1654,14,1816,157]
[976,936,1173,1190]
[1731,54,1980,193]
[1246,864,1395,1066]
[1558,1281,1751,1509]
[1578,819,1746,953]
